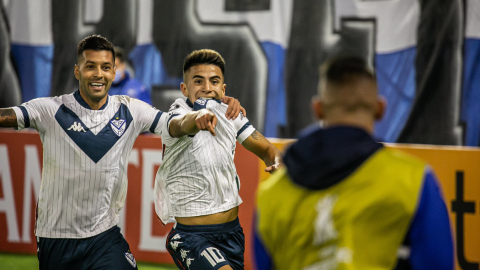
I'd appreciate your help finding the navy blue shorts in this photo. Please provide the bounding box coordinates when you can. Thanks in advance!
[36,226,138,270]
[166,218,245,270]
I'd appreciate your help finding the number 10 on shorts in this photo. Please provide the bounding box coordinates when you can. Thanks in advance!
[201,247,226,267]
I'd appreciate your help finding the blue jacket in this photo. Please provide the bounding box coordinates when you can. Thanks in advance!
[109,72,151,105]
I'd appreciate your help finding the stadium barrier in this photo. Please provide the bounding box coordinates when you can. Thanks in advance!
[1,131,479,269]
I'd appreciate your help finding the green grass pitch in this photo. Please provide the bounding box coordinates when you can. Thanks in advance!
[0,253,177,270]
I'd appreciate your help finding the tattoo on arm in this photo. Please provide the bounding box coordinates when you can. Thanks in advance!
[251,130,265,141]
[0,108,18,128]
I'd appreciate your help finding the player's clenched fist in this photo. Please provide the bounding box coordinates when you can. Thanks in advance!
[195,109,217,136]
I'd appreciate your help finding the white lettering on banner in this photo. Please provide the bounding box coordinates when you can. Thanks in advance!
[21,145,41,243]
[139,149,168,252]
[137,0,154,45]
[334,0,420,53]
[196,0,294,48]
[0,145,20,242]
[466,0,480,38]
[84,0,104,24]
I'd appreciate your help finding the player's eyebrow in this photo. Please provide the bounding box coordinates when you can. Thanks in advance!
[84,60,113,66]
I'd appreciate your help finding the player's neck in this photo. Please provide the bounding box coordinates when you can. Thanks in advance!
[79,90,107,110]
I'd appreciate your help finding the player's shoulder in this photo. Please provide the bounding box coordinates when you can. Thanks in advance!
[193,98,223,112]
[22,94,64,108]
[110,95,164,116]
[168,98,190,113]
[111,94,148,107]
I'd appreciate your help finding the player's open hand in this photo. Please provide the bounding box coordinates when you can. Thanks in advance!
[264,163,283,173]
[222,96,246,120]
[195,109,217,136]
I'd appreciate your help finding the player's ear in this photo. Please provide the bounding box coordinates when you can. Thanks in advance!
[74,64,80,80]
[180,82,189,97]
[222,84,226,95]
[374,95,387,121]
[312,95,324,120]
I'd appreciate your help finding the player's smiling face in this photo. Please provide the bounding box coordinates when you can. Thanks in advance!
[75,49,115,109]
[181,64,226,103]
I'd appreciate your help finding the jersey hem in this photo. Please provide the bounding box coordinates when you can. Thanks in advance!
[172,202,243,218]
[35,223,117,239]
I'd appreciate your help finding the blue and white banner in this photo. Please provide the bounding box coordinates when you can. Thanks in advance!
[1,0,479,145]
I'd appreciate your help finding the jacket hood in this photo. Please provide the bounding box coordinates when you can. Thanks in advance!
[284,126,383,190]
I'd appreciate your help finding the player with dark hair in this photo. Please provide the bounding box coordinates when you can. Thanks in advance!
[254,56,454,270]
[154,49,282,270]
[0,36,245,270]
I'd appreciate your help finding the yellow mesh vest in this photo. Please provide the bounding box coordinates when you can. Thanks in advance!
[256,148,426,270]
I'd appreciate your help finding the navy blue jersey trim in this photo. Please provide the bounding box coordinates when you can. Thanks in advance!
[193,98,221,111]
[186,98,194,108]
[18,106,30,128]
[55,103,133,163]
[74,90,109,110]
[168,113,180,123]
[237,122,252,138]
[149,111,163,133]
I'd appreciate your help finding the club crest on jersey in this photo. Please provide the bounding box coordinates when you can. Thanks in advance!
[110,118,126,137]
[124,252,137,268]
[195,99,207,106]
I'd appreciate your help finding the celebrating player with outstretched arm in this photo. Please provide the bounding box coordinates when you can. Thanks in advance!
[0,35,245,270]
[154,49,282,270]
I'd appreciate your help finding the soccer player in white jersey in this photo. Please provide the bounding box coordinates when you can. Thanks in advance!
[154,49,282,270]
[0,36,244,270]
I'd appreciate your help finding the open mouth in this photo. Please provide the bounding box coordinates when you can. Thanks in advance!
[89,82,105,91]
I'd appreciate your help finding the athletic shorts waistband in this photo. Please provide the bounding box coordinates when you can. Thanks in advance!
[175,218,240,233]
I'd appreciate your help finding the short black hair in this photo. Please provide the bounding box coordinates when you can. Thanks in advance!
[77,34,115,63]
[321,56,375,84]
[183,49,225,76]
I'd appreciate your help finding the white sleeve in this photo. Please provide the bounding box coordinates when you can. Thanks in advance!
[11,97,58,132]
[199,99,255,144]
[161,109,188,147]
[234,113,255,144]
[129,98,166,135]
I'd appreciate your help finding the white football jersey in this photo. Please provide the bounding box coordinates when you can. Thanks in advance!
[154,98,255,224]
[11,91,166,238]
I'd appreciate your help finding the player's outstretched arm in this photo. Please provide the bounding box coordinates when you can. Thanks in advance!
[169,109,217,137]
[221,96,246,120]
[0,108,18,128]
[242,131,282,173]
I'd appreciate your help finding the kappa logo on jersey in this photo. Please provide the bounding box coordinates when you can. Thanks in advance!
[172,233,181,240]
[171,240,182,251]
[125,252,137,268]
[67,122,86,132]
[186,258,194,269]
[110,118,126,137]
[180,249,189,261]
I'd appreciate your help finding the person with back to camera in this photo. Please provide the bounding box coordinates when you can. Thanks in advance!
[154,49,283,270]
[109,46,152,104]
[253,56,454,270]
[0,35,245,270]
